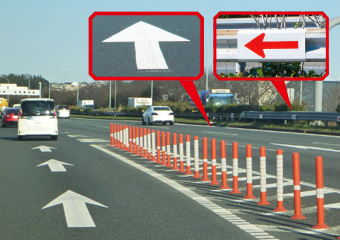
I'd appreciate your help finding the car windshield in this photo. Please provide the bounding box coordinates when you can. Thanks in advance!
[59,105,69,110]
[6,109,20,115]
[21,101,54,116]
[153,107,170,111]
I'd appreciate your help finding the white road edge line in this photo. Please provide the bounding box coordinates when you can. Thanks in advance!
[91,144,279,240]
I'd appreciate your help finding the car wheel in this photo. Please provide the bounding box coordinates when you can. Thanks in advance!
[148,117,152,125]
[18,136,23,141]
[51,135,58,140]
[142,117,146,125]
[170,122,174,125]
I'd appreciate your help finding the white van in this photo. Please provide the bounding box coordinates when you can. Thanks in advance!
[17,98,58,140]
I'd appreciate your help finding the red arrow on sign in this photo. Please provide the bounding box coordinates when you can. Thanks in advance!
[245,33,299,58]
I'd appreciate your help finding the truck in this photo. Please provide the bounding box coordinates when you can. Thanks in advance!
[0,98,8,111]
[188,89,234,107]
[128,97,152,108]
[77,100,94,109]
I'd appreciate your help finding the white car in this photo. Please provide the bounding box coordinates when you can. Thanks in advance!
[142,106,174,125]
[55,105,70,119]
[17,98,58,140]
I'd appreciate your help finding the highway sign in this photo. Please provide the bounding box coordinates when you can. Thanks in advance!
[238,30,306,61]
[89,12,204,80]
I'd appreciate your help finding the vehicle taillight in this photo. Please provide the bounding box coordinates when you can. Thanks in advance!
[18,109,22,118]
[6,115,10,118]
[53,109,57,118]
[169,112,174,115]
[152,113,158,115]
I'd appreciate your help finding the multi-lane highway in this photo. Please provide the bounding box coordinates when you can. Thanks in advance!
[0,118,339,239]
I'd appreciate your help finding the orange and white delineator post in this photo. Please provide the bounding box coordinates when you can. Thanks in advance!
[113,124,117,147]
[231,142,241,193]
[151,130,156,162]
[147,129,152,159]
[124,126,128,151]
[166,132,172,167]
[220,140,229,189]
[156,130,161,163]
[178,134,185,172]
[258,147,270,205]
[123,126,126,150]
[129,126,133,152]
[185,135,193,175]
[161,131,166,165]
[135,126,139,155]
[143,128,148,158]
[119,125,123,149]
[139,127,144,156]
[132,126,136,153]
[244,144,255,198]
[313,156,329,229]
[201,137,210,182]
[110,123,114,146]
[210,139,219,185]
[274,149,287,211]
[172,133,179,170]
[290,152,306,219]
[193,136,201,178]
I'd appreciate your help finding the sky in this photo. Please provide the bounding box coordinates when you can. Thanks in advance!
[0,0,339,84]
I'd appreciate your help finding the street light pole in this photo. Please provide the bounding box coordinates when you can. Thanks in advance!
[109,81,112,109]
[205,42,208,91]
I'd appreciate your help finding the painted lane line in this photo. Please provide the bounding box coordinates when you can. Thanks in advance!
[37,159,73,172]
[32,145,56,152]
[203,131,237,136]
[271,143,340,153]
[91,144,279,240]
[42,190,107,228]
[312,142,340,147]
[77,138,109,143]
[67,134,88,138]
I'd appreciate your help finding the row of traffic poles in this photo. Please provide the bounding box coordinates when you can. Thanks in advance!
[110,124,330,229]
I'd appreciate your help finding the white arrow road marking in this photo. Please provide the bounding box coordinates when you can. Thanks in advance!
[32,146,57,152]
[37,159,73,172]
[42,190,107,228]
[103,21,189,70]
[271,143,340,153]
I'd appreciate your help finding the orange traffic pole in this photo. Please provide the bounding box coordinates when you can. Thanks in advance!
[210,139,219,185]
[132,126,136,153]
[231,142,241,193]
[193,136,201,178]
[166,132,172,167]
[156,130,161,163]
[185,135,193,175]
[129,126,132,152]
[151,130,156,162]
[244,144,255,198]
[113,124,117,147]
[147,129,152,159]
[178,134,185,172]
[139,127,144,156]
[290,152,306,219]
[274,149,287,211]
[110,123,114,146]
[220,140,230,189]
[201,137,210,182]
[135,126,139,155]
[172,133,179,170]
[258,147,270,205]
[161,131,166,165]
[143,128,148,158]
[313,156,329,229]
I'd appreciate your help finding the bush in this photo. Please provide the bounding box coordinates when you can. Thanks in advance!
[336,103,340,113]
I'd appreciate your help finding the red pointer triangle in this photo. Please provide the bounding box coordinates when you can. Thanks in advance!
[245,33,299,58]
[271,80,292,110]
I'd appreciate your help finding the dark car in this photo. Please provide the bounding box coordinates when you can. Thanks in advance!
[2,108,20,127]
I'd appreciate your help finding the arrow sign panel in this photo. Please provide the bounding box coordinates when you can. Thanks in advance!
[32,146,57,152]
[237,29,306,62]
[103,21,189,70]
[37,159,73,172]
[42,190,108,228]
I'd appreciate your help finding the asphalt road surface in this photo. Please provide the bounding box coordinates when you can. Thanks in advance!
[0,118,339,240]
